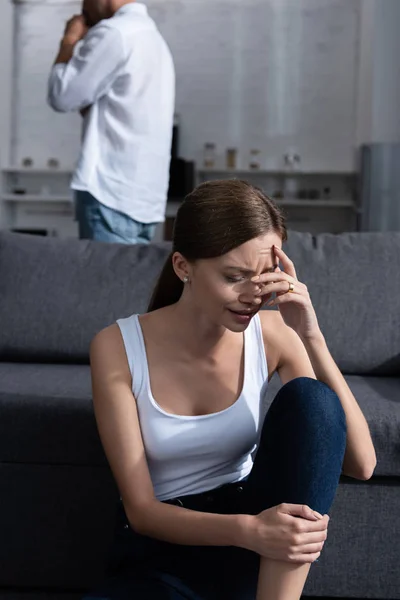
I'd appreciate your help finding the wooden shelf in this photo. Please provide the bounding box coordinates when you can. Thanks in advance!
[2,194,72,202]
[167,198,354,211]
[2,167,73,175]
[275,199,354,208]
[3,167,356,177]
[197,168,356,177]
[2,194,353,209]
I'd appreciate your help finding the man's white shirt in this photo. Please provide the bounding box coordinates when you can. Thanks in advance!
[48,2,175,224]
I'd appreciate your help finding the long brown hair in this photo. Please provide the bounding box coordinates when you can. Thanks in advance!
[148,179,287,312]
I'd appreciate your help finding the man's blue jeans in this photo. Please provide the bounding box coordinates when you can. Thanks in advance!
[83,377,347,599]
[75,190,157,244]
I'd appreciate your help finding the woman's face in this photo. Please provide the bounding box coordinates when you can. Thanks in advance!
[183,232,283,332]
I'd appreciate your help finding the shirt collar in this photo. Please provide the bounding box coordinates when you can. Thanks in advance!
[115,2,148,17]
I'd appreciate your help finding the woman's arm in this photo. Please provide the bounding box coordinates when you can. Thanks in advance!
[298,333,376,480]
[264,312,377,481]
[90,325,247,547]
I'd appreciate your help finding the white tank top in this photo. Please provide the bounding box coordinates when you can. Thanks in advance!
[116,313,269,501]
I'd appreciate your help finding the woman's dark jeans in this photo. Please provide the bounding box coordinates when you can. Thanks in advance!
[83,377,347,599]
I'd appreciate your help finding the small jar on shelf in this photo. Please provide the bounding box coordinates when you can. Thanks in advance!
[249,149,261,170]
[323,186,331,200]
[203,143,216,169]
[226,148,238,170]
[283,150,301,200]
[283,151,301,170]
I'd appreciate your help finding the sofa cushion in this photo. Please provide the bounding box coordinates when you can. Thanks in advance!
[0,462,117,590]
[0,232,171,363]
[282,231,400,376]
[0,363,399,477]
[264,373,400,478]
[0,362,101,466]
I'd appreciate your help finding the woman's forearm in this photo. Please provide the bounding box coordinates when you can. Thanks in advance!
[301,332,376,480]
[127,499,252,548]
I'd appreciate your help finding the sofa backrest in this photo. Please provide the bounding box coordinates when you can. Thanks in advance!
[282,231,400,376]
[0,230,399,375]
[0,232,171,363]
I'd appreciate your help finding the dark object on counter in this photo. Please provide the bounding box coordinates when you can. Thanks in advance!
[13,188,26,195]
[171,114,180,159]
[168,158,195,201]
[171,123,179,159]
[12,228,48,236]
[308,189,321,200]
[48,158,60,169]
[323,186,331,199]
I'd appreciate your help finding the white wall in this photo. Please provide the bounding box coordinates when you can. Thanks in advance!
[356,0,400,145]
[149,0,360,171]
[0,0,14,167]
[9,0,361,171]
[370,0,400,143]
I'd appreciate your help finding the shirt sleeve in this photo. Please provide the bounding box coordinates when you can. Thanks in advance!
[47,24,125,113]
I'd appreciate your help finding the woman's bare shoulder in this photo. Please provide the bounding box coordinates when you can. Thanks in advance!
[90,323,130,378]
[91,323,121,351]
[139,305,174,325]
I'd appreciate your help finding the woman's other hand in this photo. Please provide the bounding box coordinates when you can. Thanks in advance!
[240,503,329,563]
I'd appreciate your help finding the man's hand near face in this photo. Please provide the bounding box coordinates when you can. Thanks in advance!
[53,14,92,115]
[54,14,88,65]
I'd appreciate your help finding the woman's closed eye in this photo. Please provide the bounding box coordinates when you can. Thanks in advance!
[224,267,277,284]
[224,275,247,283]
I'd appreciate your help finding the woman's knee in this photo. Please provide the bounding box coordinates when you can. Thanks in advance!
[272,377,346,432]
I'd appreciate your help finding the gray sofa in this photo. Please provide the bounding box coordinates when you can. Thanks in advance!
[0,230,399,600]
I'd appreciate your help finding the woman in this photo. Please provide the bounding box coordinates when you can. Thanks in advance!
[86,180,376,600]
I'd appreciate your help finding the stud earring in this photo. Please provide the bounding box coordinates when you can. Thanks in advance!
[183,276,189,283]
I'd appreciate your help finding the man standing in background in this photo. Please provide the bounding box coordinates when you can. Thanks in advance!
[48,0,175,244]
